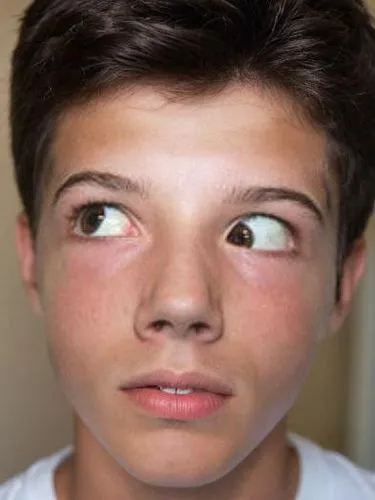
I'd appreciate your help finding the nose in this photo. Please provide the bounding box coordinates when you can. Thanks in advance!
[134,239,223,343]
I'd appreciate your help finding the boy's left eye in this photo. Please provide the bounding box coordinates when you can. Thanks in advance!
[226,214,294,252]
[74,204,132,237]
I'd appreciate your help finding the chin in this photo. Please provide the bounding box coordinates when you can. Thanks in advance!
[125,459,229,489]
[110,432,241,489]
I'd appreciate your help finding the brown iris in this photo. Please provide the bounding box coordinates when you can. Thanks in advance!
[79,204,106,235]
[227,222,254,248]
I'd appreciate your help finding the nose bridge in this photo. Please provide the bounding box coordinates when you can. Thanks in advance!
[134,227,222,341]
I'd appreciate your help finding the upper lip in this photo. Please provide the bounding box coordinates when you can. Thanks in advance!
[120,370,233,396]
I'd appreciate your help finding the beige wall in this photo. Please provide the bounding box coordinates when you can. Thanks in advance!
[0,0,72,482]
[0,0,373,482]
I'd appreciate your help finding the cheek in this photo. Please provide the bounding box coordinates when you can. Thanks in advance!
[228,250,336,346]
[40,241,140,328]
[37,246,141,394]
[225,256,335,410]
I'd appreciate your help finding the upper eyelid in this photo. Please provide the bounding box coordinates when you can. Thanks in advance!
[228,212,296,235]
[54,184,135,212]
[68,200,139,224]
[75,201,126,212]
[69,201,125,220]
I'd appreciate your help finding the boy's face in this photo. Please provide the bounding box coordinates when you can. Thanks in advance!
[17,85,364,487]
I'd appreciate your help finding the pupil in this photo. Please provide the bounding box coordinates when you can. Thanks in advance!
[227,223,253,248]
[81,205,105,234]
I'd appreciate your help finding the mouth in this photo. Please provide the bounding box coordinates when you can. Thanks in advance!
[120,370,233,421]
[152,386,203,394]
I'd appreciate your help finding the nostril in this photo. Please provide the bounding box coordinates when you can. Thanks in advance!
[151,319,171,332]
[192,321,209,334]
[149,319,209,334]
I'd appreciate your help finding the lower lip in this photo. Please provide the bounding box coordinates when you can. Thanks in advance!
[124,387,229,421]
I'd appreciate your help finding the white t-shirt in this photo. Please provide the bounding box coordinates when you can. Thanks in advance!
[1,435,375,499]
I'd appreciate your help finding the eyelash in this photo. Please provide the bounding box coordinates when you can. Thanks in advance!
[229,212,297,236]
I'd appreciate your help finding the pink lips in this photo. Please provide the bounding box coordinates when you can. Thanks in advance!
[120,371,232,421]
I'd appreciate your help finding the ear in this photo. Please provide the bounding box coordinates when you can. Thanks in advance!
[15,213,42,315]
[329,238,366,334]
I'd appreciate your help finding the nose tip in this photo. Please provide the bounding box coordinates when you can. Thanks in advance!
[134,249,223,343]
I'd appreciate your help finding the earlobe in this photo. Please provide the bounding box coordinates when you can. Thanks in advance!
[15,213,42,315]
[330,238,367,334]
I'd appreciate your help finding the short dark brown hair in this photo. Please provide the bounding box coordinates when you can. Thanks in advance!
[11,0,375,268]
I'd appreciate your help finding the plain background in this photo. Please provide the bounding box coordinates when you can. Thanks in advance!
[0,0,374,482]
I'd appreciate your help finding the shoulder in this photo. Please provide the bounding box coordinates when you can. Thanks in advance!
[290,434,375,500]
[0,448,72,500]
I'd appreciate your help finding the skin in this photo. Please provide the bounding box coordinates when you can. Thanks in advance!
[16,85,365,500]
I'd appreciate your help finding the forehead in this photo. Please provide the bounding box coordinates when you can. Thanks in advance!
[49,84,333,212]
[54,84,325,154]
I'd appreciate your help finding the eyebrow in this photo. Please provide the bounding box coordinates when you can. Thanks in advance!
[223,186,326,224]
[53,171,149,205]
[52,170,326,224]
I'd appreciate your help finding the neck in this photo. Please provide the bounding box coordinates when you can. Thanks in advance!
[55,418,299,500]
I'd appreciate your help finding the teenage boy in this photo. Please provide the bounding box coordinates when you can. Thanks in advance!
[2,0,375,499]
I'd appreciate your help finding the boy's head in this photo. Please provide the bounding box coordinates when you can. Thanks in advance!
[11,0,375,493]
[11,0,375,265]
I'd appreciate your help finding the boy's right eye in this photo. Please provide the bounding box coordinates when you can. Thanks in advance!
[74,203,133,238]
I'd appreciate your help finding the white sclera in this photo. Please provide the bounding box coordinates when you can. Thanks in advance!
[241,215,291,251]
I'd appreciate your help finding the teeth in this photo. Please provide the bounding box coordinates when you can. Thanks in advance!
[158,387,194,395]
